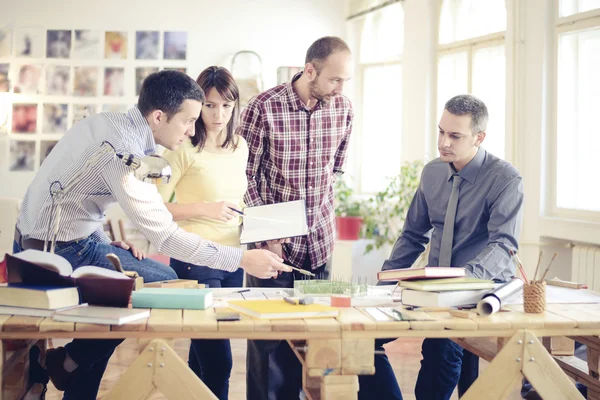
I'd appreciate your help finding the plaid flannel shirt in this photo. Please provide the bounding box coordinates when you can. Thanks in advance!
[239,73,353,269]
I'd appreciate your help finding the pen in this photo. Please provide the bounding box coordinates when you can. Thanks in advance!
[228,207,283,223]
[236,289,250,293]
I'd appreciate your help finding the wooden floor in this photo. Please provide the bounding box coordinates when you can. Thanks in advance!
[45,338,523,399]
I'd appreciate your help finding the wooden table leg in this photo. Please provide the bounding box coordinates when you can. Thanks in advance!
[289,338,363,400]
[462,330,584,400]
[103,339,217,400]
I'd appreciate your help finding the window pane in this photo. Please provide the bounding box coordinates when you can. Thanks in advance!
[360,3,404,64]
[472,44,506,159]
[559,0,600,17]
[437,51,468,120]
[556,27,600,211]
[361,64,402,193]
[439,0,506,44]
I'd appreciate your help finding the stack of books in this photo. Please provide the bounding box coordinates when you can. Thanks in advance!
[0,250,149,325]
[377,267,495,307]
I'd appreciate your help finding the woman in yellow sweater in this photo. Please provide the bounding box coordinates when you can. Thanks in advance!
[157,66,246,400]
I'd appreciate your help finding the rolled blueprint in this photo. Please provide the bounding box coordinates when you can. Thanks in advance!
[477,278,524,316]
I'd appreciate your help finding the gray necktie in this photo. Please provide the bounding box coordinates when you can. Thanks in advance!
[439,174,462,267]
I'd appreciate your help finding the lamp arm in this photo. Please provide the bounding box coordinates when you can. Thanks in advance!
[44,142,117,253]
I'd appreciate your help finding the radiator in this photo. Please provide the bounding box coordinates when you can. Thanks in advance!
[571,246,600,291]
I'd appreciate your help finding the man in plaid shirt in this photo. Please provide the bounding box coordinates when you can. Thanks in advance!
[239,36,354,400]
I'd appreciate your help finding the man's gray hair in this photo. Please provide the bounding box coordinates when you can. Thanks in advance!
[444,94,489,134]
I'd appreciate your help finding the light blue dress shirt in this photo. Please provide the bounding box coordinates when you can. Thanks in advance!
[381,148,524,281]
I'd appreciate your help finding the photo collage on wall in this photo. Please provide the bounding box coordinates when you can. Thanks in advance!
[0,27,188,172]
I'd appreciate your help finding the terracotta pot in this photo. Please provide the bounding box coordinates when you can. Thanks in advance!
[335,216,363,240]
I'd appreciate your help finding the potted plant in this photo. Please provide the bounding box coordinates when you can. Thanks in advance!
[334,178,364,240]
[362,160,424,253]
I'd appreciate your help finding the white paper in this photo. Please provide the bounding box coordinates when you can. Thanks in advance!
[240,200,309,244]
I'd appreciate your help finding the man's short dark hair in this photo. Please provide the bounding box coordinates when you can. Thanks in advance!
[138,70,205,120]
[444,94,489,134]
[305,36,351,73]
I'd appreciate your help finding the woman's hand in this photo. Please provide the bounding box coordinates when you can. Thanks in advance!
[202,201,240,222]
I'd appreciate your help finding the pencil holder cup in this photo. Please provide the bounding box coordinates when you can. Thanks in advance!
[523,281,546,313]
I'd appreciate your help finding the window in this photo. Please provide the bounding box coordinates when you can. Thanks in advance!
[554,4,600,213]
[437,0,507,159]
[356,2,404,194]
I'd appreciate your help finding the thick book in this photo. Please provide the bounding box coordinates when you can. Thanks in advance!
[239,200,309,244]
[399,277,495,292]
[131,288,213,310]
[401,288,490,307]
[0,283,80,309]
[53,305,150,325]
[6,249,135,307]
[377,267,466,282]
[0,303,88,318]
[227,299,339,319]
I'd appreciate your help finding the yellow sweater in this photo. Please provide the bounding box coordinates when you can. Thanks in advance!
[157,137,249,247]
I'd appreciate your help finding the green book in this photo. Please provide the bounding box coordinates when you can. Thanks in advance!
[398,277,495,292]
[131,288,212,310]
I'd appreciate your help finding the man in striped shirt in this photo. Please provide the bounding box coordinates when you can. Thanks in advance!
[14,70,290,399]
[240,37,354,400]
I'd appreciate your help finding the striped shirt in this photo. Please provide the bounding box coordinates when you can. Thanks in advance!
[17,107,243,271]
[239,72,353,269]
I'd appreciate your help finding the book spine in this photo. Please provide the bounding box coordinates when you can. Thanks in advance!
[131,293,210,310]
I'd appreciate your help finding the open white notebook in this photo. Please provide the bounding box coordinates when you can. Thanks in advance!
[240,200,309,244]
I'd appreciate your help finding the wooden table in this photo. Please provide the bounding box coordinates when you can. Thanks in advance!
[2,303,600,400]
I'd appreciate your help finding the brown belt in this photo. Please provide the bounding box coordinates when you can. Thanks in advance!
[14,227,85,251]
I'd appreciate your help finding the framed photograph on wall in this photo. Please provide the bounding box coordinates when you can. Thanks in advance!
[104,67,125,96]
[136,31,159,60]
[135,67,158,96]
[43,103,68,133]
[0,64,9,92]
[0,28,11,58]
[46,65,71,95]
[15,27,45,58]
[73,66,98,97]
[46,30,72,59]
[164,32,187,60]
[14,64,42,94]
[9,140,36,171]
[40,140,58,166]
[105,31,127,59]
[73,30,101,59]
[12,103,37,133]
[72,104,97,126]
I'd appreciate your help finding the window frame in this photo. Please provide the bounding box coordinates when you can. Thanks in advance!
[548,5,600,221]
[433,0,510,162]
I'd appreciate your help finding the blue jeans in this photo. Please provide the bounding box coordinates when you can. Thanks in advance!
[170,258,243,400]
[13,238,177,400]
[415,338,479,399]
[358,338,478,400]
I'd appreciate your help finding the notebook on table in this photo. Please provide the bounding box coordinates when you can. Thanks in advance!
[227,299,339,319]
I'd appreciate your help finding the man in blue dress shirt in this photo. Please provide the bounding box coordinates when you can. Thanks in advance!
[359,94,524,400]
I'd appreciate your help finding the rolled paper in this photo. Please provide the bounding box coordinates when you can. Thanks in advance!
[477,278,524,316]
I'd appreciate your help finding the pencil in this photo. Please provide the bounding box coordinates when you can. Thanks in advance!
[539,252,558,283]
[533,250,543,282]
[511,251,528,283]
[289,266,315,277]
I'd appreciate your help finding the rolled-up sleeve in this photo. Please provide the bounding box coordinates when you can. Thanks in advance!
[101,158,243,271]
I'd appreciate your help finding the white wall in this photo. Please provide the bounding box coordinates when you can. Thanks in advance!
[0,0,346,198]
